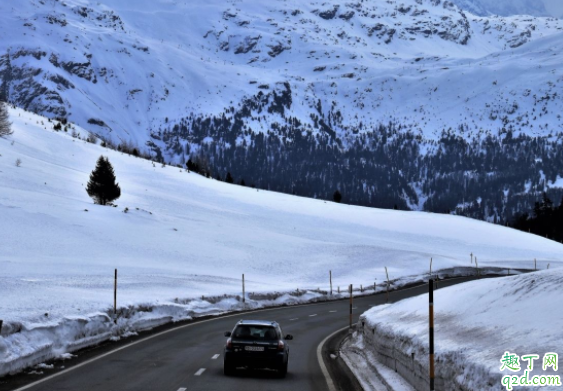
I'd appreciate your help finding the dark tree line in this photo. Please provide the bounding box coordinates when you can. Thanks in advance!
[144,83,563,228]
[513,193,563,243]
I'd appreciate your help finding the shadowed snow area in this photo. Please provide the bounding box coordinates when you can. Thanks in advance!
[0,108,562,375]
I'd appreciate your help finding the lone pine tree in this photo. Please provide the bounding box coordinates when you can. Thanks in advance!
[0,101,12,137]
[86,156,121,205]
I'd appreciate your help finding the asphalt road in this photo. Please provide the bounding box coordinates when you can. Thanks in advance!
[7,276,482,391]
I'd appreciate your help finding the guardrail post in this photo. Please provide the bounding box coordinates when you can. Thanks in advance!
[429,279,435,391]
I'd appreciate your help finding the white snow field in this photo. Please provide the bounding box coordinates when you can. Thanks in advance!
[355,269,563,391]
[0,107,562,376]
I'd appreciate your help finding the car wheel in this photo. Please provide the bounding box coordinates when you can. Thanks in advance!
[278,361,288,378]
[224,360,235,376]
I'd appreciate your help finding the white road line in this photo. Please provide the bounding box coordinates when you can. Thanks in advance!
[309,314,317,317]
[290,318,299,320]
[211,354,220,360]
[329,310,337,313]
[317,325,351,391]
[195,368,206,376]
[178,388,187,391]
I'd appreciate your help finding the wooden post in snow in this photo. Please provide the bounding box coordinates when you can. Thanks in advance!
[349,284,353,328]
[385,267,390,303]
[429,279,435,391]
[242,274,245,303]
[114,269,117,324]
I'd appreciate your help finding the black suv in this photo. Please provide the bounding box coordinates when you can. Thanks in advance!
[224,320,293,377]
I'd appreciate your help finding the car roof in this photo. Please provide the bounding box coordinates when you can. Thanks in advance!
[236,320,278,327]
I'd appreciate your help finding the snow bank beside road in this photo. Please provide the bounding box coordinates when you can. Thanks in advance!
[357,270,563,391]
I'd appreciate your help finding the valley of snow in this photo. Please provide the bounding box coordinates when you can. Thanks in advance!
[352,269,563,390]
[0,107,562,376]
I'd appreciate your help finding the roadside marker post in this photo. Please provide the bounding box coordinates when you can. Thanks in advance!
[429,257,433,279]
[113,269,117,324]
[385,267,390,303]
[242,274,245,303]
[534,258,537,271]
[349,284,353,328]
[429,279,435,391]
[475,257,479,279]
[330,270,332,295]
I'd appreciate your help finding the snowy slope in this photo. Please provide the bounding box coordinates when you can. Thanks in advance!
[357,269,563,390]
[1,107,562,375]
[1,0,563,156]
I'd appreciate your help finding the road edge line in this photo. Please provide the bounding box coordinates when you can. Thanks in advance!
[317,325,352,391]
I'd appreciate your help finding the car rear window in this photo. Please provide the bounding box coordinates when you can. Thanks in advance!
[233,325,279,341]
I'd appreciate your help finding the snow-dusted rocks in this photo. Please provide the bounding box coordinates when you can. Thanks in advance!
[1,0,562,150]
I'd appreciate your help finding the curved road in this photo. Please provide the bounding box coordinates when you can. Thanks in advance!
[7,277,480,391]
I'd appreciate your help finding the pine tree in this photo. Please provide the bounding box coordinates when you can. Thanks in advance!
[0,101,12,137]
[333,190,342,203]
[86,156,121,205]
[226,172,234,183]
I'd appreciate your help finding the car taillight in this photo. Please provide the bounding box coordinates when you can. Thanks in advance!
[278,340,285,351]
[226,338,232,349]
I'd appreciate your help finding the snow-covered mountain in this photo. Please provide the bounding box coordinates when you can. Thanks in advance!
[1,0,562,145]
[2,0,563,219]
